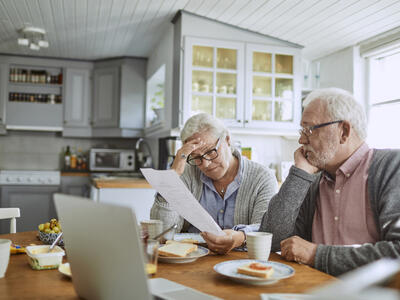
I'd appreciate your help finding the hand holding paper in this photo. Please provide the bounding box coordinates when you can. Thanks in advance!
[141,168,224,236]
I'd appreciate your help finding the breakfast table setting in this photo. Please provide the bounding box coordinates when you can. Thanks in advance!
[0,230,336,300]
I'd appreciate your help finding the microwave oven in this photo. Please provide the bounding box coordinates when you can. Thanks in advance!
[89,148,135,172]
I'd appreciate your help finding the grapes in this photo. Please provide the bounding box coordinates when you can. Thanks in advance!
[38,219,62,234]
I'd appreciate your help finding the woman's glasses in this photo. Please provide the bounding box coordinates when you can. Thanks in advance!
[186,138,221,166]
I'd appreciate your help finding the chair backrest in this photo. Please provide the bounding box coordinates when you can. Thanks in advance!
[0,208,21,233]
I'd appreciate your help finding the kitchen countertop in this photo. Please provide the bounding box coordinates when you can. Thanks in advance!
[61,171,90,176]
[92,177,152,189]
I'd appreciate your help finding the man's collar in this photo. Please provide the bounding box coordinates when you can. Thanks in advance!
[337,142,370,178]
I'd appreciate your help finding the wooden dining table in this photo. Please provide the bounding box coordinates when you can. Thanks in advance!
[0,231,336,300]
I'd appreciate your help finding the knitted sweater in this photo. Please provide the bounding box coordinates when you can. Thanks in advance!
[260,149,400,276]
[150,149,278,233]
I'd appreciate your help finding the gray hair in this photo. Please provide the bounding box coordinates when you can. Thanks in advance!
[303,88,367,140]
[180,113,230,142]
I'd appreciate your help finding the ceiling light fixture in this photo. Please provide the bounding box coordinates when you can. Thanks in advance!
[17,26,49,51]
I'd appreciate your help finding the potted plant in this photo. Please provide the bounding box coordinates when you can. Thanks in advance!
[150,83,165,121]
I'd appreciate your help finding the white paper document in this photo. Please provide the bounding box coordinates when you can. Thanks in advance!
[141,168,224,236]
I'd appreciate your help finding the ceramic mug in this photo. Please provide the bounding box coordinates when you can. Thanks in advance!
[140,220,163,239]
[0,239,11,278]
[246,232,272,261]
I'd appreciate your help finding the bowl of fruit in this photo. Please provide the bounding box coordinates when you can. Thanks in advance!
[38,219,64,247]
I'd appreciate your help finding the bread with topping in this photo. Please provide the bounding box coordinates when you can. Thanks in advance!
[237,262,274,278]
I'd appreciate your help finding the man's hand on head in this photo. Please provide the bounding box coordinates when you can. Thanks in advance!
[201,229,245,254]
[294,147,319,174]
[280,235,317,266]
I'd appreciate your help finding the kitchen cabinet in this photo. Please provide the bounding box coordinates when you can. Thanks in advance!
[0,54,94,133]
[0,63,6,134]
[244,43,301,131]
[6,64,63,130]
[92,58,146,137]
[92,66,119,128]
[183,37,301,132]
[183,37,244,128]
[0,186,59,234]
[60,175,91,198]
[63,68,92,137]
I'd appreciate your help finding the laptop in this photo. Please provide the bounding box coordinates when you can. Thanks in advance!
[54,193,220,300]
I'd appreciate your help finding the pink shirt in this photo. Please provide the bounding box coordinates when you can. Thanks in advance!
[312,143,379,245]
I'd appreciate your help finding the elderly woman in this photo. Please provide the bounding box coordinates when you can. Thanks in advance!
[150,113,278,253]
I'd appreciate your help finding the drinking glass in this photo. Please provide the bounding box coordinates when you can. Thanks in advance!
[144,239,159,277]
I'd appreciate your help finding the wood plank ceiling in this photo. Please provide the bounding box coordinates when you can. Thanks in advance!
[0,0,399,60]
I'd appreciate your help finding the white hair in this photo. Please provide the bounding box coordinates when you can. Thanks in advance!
[180,113,230,142]
[303,88,367,140]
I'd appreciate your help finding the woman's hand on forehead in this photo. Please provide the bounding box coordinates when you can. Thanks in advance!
[186,137,214,156]
[184,138,206,155]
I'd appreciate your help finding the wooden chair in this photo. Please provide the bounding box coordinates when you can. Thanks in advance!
[0,208,20,233]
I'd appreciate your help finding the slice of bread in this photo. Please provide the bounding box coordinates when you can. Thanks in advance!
[159,242,198,257]
[180,238,200,244]
[237,262,274,278]
[166,238,199,244]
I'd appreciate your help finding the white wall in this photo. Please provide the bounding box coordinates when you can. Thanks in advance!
[145,24,175,166]
[314,47,354,92]
[231,133,298,180]
[311,46,367,108]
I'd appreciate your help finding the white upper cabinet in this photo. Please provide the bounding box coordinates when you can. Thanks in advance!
[183,37,244,128]
[245,43,301,131]
[183,37,301,133]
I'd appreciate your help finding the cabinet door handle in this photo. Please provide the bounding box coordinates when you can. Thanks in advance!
[237,120,242,123]
[245,120,249,123]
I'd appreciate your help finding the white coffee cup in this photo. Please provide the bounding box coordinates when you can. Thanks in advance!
[0,239,11,278]
[140,220,163,239]
[246,232,272,261]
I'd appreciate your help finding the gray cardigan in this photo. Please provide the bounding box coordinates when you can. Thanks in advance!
[150,150,278,233]
[260,149,400,276]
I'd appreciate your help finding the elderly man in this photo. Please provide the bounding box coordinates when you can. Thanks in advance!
[260,87,400,276]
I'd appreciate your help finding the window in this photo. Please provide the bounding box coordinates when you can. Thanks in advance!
[367,51,400,149]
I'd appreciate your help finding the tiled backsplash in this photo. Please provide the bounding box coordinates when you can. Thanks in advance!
[0,131,137,170]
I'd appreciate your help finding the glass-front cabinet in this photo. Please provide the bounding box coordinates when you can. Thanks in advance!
[184,37,244,127]
[183,37,301,132]
[245,44,301,130]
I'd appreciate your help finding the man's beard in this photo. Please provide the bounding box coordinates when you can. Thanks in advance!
[305,138,338,169]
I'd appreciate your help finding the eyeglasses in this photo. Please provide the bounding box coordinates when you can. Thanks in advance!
[299,120,343,137]
[187,138,221,166]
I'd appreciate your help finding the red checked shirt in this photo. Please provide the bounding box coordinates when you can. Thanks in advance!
[311,143,380,245]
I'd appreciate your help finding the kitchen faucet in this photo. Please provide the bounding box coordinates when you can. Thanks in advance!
[135,138,153,169]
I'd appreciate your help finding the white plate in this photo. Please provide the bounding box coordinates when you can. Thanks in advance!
[214,259,295,285]
[173,233,206,244]
[260,294,315,300]
[158,245,209,263]
[58,262,71,278]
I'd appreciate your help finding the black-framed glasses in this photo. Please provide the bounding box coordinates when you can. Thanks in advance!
[299,120,343,137]
[187,138,221,166]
